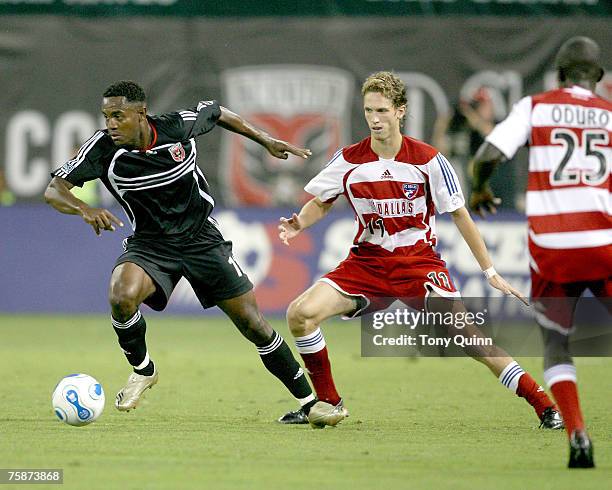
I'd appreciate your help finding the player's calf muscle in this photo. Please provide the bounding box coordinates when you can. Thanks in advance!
[241,314,274,345]
[218,297,273,344]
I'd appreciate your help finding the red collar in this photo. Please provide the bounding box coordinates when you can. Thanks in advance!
[143,120,158,151]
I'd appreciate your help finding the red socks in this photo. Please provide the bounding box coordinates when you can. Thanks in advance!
[516,373,555,419]
[550,380,585,437]
[299,347,341,405]
[499,362,555,419]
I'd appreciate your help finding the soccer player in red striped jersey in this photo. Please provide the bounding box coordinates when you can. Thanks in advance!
[471,37,609,468]
[277,71,562,431]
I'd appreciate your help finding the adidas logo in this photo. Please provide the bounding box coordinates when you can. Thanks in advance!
[380,169,393,179]
[294,367,304,380]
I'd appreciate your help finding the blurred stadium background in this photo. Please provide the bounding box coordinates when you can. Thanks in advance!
[0,1,610,316]
[0,2,610,489]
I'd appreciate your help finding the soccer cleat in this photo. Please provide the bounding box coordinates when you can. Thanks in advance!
[277,408,309,425]
[307,399,349,429]
[539,407,564,430]
[568,430,595,468]
[115,369,159,412]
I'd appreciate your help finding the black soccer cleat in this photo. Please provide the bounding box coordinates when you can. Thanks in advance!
[539,407,564,430]
[277,408,309,424]
[568,430,594,469]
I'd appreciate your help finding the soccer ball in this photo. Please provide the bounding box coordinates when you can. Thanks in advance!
[52,374,105,426]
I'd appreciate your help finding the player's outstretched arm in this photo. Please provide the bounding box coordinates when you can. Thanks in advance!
[469,142,506,217]
[217,106,312,160]
[278,197,333,246]
[44,177,123,236]
[451,206,528,305]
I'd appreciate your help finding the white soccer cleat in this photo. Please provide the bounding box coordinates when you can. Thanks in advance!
[115,370,158,412]
[307,400,348,429]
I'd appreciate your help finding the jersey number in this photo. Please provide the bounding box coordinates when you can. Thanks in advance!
[427,271,451,290]
[550,128,609,186]
[367,218,386,237]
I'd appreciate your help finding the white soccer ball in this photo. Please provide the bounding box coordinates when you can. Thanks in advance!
[52,374,105,426]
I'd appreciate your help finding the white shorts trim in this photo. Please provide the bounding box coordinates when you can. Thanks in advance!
[534,310,576,336]
[423,282,461,312]
[317,277,370,319]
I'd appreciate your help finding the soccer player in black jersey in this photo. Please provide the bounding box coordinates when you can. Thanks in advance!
[44,80,342,428]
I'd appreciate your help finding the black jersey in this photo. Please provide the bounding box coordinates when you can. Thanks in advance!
[52,100,221,238]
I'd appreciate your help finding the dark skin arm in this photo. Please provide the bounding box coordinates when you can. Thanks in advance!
[217,106,311,160]
[44,177,123,236]
[469,142,507,217]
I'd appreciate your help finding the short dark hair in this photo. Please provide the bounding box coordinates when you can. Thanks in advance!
[555,36,604,84]
[103,81,146,103]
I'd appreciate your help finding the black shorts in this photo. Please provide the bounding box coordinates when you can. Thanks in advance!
[114,218,253,311]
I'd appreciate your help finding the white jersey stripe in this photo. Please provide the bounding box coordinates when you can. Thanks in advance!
[55,131,104,178]
[529,228,611,249]
[113,148,195,183]
[351,195,426,218]
[357,223,430,252]
[437,154,458,194]
[529,146,612,173]
[116,160,196,192]
[531,103,612,130]
[107,148,137,231]
[194,171,215,207]
[75,131,105,162]
[194,164,210,185]
[325,149,343,168]
[526,187,609,215]
[115,154,195,188]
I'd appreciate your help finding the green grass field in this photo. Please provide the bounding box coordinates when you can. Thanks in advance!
[1,314,610,489]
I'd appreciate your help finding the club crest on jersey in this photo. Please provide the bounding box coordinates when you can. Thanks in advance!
[169,143,186,162]
[403,183,419,200]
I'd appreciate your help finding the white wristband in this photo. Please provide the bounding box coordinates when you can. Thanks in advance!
[483,267,497,279]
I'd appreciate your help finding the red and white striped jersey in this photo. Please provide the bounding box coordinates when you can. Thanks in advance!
[486,85,611,283]
[305,136,464,257]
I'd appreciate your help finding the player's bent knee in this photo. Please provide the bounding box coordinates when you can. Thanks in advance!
[108,285,142,319]
[287,298,320,335]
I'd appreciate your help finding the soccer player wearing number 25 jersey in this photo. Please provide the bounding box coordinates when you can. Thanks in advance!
[471,36,610,468]
[277,71,562,432]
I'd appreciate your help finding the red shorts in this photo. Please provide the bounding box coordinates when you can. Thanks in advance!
[530,268,612,334]
[320,249,460,317]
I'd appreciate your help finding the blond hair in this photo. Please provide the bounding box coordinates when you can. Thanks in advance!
[361,71,407,109]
